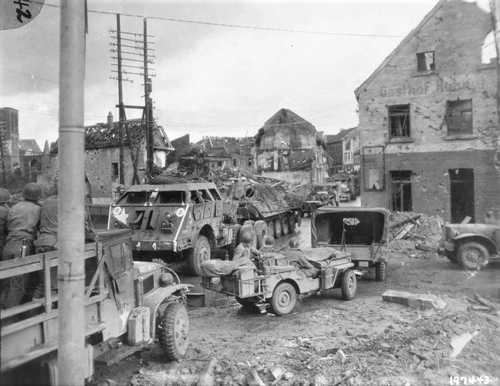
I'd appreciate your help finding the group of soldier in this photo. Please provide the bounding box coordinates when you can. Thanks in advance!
[0,182,94,309]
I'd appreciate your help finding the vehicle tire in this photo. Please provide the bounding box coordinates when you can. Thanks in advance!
[274,218,282,238]
[282,216,289,236]
[270,282,297,315]
[158,302,189,361]
[375,261,387,281]
[187,235,211,276]
[341,269,357,300]
[254,220,267,250]
[457,241,490,270]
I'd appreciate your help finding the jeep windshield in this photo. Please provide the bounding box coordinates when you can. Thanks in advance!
[117,190,186,205]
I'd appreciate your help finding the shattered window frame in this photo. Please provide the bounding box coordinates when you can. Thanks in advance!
[390,170,412,211]
[388,104,411,138]
[416,51,435,72]
[445,99,473,135]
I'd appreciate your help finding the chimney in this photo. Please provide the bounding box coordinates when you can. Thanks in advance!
[107,111,113,129]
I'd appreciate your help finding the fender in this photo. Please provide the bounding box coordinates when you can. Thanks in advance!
[452,233,497,253]
[142,284,192,338]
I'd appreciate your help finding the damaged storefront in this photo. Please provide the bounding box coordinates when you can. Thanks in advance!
[355,0,500,222]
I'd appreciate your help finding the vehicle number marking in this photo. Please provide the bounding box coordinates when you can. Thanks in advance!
[176,208,186,217]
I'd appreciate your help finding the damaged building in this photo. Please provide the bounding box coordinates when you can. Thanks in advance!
[254,108,328,185]
[355,0,500,222]
[47,112,173,200]
[197,136,254,172]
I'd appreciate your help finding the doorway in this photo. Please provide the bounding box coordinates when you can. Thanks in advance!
[449,168,474,223]
[390,170,412,211]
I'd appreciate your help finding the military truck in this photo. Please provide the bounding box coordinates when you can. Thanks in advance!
[107,182,240,275]
[1,230,190,385]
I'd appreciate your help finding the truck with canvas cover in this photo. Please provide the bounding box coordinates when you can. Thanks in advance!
[107,182,240,275]
[228,179,302,240]
[0,230,190,385]
[312,207,390,281]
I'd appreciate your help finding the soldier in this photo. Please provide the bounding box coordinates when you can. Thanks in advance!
[32,183,58,299]
[1,183,42,308]
[0,188,11,259]
[233,229,260,268]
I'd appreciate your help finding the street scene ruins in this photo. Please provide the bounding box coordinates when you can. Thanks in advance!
[1,0,500,385]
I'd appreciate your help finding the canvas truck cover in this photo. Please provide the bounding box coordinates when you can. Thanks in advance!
[312,207,390,247]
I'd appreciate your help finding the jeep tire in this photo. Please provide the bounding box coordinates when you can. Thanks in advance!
[375,261,387,281]
[187,235,211,276]
[158,302,189,361]
[270,282,297,315]
[341,269,357,300]
[457,241,489,270]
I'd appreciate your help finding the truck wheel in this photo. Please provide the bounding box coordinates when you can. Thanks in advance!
[158,302,189,361]
[282,216,289,236]
[270,282,297,315]
[457,241,489,270]
[274,219,282,238]
[187,235,211,276]
[341,269,357,300]
[375,262,387,281]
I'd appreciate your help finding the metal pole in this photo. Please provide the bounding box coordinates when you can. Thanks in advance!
[0,123,7,186]
[143,18,153,183]
[117,13,125,184]
[58,1,86,385]
[491,0,500,171]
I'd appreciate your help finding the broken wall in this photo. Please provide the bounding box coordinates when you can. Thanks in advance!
[356,0,500,221]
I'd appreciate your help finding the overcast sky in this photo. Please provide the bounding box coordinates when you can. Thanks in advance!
[0,0,490,147]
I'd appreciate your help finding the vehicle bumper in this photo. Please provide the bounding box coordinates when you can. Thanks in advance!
[133,240,175,252]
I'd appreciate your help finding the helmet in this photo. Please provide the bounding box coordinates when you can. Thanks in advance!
[239,229,254,244]
[0,188,10,204]
[23,183,42,202]
[263,236,275,248]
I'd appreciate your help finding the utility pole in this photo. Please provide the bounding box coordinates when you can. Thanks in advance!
[58,1,86,385]
[0,122,7,186]
[116,14,125,184]
[110,18,156,184]
[491,0,500,171]
[143,18,154,183]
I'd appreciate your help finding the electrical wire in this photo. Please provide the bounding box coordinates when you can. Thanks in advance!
[39,1,403,39]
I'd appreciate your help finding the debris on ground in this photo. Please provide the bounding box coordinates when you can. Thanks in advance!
[382,290,447,310]
[450,331,479,359]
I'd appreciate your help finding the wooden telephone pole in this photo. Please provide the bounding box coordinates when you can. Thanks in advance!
[110,17,156,184]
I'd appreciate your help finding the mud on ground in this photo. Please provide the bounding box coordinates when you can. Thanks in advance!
[93,218,500,386]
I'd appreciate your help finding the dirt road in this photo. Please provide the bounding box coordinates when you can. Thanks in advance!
[94,219,500,386]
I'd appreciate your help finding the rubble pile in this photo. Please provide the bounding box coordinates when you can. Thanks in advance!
[387,212,444,257]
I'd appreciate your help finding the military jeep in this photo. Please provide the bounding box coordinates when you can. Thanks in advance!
[108,182,239,275]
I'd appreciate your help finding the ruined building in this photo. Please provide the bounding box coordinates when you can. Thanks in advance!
[0,107,21,177]
[355,0,500,222]
[47,112,173,200]
[254,108,328,185]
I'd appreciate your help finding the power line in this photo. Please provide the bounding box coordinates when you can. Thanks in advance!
[40,1,403,39]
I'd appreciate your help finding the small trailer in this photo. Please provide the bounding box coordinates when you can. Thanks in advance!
[0,229,190,385]
[202,247,358,315]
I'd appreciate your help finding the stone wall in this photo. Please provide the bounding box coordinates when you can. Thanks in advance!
[356,0,500,221]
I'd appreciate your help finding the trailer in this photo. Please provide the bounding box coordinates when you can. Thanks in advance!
[0,229,190,385]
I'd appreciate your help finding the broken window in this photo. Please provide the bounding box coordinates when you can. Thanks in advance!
[445,100,472,135]
[416,51,435,72]
[391,171,412,211]
[388,105,410,138]
[111,162,119,181]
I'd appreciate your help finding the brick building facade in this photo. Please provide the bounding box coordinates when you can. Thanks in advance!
[355,0,500,222]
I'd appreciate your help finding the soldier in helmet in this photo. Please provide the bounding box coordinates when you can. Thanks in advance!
[0,188,11,259]
[1,183,42,308]
[233,228,260,268]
